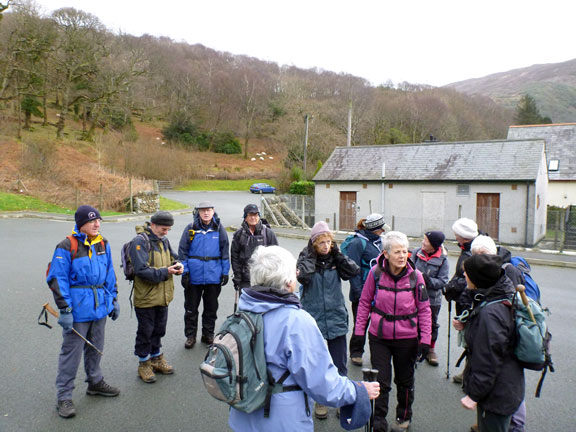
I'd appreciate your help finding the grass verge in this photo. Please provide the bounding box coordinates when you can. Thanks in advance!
[160,196,188,211]
[177,179,274,191]
[0,192,72,213]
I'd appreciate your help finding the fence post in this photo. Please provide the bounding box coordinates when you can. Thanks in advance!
[129,178,133,213]
[333,212,336,231]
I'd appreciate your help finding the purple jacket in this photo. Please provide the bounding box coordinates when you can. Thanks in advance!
[355,256,432,345]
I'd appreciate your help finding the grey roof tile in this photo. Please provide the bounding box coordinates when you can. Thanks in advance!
[507,124,576,181]
[313,140,544,182]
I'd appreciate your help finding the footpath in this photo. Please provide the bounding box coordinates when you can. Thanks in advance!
[2,209,575,268]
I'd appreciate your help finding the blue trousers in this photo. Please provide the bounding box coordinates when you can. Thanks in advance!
[134,306,169,360]
[56,318,106,401]
[327,334,348,377]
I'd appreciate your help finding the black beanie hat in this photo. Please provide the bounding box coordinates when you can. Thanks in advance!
[425,231,445,250]
[463,254,503,289]
[151,211,174,226]
[75,205,101,229]
[243,204,260,219]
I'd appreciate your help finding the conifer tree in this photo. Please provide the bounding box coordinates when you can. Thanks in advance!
[514,94,552,125]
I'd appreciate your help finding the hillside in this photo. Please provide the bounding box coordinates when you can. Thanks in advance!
[445,58,576,123]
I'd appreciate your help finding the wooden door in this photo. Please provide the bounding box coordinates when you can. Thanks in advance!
[476,193,500,239]
[339,191,357,230]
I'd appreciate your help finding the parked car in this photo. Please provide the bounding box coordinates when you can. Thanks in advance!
[249,183,276,194]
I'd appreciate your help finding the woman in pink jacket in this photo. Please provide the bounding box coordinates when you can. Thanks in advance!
[355,231,432,432]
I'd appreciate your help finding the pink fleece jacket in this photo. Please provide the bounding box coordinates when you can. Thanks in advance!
[354,258,432,345]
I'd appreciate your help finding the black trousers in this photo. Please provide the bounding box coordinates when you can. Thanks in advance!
[134,306,169,359]
[349,300,367,358]
[430,304,441,345]
[369,334,418,432]
[327,334,348,377]
[184,283,221,338]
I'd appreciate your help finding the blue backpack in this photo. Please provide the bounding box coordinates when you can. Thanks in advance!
[506,256,541,303]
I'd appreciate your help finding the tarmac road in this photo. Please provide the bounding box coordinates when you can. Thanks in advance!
[0,191,574,431]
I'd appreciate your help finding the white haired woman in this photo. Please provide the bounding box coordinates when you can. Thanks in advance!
[355,231,432,432]
[228,246,379,432]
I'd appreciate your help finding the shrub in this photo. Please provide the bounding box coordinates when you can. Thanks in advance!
[212,132,241,154]
[289,181,315,195]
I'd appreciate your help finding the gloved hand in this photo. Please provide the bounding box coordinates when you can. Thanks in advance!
[221,275,229,286]
[416,343,430,363]
[443,279,464,302]
[109,300,120,321]
[181,273,190,289]
[330,242,341,257]
[422,273,431,288]
[58,311,74,333]
[233,280,240,291]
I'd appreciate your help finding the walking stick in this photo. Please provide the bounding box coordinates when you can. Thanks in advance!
[516,285,537,324]
[446,300,452,379]
[233,287,239,313]
[41,303,104,356]
[362,368,378,432]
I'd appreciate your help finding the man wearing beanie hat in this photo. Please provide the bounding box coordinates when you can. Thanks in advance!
[411,230,449,366]
[454,254,524,432]
[179,202,230,349]
[231,204,278,292]
[46,205,120,418]
[129,211,183,383]
[444,218,481,384]
[344,214,386,367]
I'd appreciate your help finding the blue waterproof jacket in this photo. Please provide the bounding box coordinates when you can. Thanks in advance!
[178,212,230,285]
[344,230,382,302]
[46,227,117,322]
[228,287,363,431]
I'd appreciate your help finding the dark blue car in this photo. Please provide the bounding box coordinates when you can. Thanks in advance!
[249,183,276,194]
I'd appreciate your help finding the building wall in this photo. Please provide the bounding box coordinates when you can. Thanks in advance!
[547,182,576,207]
[315,180,543,246]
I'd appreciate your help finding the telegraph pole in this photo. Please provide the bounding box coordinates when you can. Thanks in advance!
[303,114,309,178]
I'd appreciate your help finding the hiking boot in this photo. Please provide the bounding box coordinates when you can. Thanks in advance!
[201,335,214,345]
[138,359,157,383]
[390,418,411,431]
[314,403,328,420]
[151,354,174,375]
[56,400,75,418]
[426,348,439,366]
[184,337,196,349]
[452,372,463,384]
[351,356,363,366]
[86,379,120,396]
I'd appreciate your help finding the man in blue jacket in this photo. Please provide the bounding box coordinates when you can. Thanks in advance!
[46,205,120,419]
[178,201,230,349]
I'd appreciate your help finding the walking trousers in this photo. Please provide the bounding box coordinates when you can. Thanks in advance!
[184,283,221,338]
[56,317,106,401]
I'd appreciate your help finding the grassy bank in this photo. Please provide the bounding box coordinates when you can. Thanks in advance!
[177,179,274,191]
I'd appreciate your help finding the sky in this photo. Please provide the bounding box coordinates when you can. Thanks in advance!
[32,0,576,87]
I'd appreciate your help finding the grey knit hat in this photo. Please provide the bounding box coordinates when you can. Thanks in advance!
[151,211,174,226]
[365,213,385,231]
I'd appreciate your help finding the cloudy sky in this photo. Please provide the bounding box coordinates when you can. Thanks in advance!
[35,0,575,87]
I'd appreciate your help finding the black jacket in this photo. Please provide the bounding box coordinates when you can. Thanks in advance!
[231,220,278,288]
[463,275,525,416]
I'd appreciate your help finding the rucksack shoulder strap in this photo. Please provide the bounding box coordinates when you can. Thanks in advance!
[67,235,78,261]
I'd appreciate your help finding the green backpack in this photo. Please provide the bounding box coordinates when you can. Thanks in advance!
[199,310,297,416]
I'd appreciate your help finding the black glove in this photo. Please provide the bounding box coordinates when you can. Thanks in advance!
[443,279,464,302]
[422,273,431,288]
[221,275,229,286]
[233,280,240,291]
[330,243,340,257]
[181,273,190,289]
[109,300,120,321]
[416,343,430,363]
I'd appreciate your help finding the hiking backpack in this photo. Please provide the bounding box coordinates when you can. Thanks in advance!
[46,235,105,277]
[120,232,151,281]
[476,292,553,397]
[504,256,541,303]
[199,310,297,417]
[341,233,374,281]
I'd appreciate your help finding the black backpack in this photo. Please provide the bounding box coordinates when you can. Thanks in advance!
[120,232,151,281]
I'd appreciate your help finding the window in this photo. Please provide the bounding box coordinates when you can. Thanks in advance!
[548,159,559,171]
[457,184,470,196]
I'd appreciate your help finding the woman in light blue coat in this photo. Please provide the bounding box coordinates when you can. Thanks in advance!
[228,246,379,432]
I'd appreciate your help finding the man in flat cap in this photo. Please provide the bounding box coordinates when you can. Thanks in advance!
[130,211,183,383]
[178,202,230,349]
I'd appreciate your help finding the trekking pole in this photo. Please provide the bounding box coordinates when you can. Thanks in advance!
[516,285,537,324]
[233,288,239,313]
[42,303,104,356]
[362,368,378,432]
[446,300,452,379]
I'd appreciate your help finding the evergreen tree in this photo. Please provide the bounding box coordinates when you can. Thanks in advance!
[514,94,552,125]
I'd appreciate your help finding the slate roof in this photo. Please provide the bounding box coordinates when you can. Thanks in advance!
[313,140,545,182]
[507,123,576,181]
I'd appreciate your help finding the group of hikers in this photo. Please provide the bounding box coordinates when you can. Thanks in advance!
[46,203,532,432]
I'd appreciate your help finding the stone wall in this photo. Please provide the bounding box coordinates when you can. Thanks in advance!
[130,191,160,213]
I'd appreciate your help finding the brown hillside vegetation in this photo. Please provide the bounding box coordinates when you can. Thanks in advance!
[0,115,285,211]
